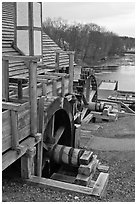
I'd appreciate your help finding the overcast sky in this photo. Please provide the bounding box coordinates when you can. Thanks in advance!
[42,2,135,37]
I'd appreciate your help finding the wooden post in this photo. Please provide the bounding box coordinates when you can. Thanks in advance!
[74,124,81,148]
[61,76,65,97]
[68,51,75,94]
[52,79,57,96]
[42,81,47,97]
[21,147,36,179]
[2,59,9,101]
[36,96,45,177]
[28,60,37,136]
[55,51,60,72]
[11,110,19,149]
[18,79,23,100]
[86,78,90,102]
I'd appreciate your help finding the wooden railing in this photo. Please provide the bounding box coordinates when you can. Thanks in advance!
[2,55,41,137]
[54,50,75,94]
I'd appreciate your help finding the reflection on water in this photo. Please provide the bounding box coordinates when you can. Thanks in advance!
[94,54,135,92]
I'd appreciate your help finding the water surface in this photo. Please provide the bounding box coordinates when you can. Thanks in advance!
[94,54,135,92]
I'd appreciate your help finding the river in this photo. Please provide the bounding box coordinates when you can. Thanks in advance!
[94,54,135,92]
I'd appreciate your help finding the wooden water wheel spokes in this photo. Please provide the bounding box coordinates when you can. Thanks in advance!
[43,114,65,151]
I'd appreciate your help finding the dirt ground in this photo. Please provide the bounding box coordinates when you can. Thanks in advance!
[2,115,135,202]
[82,115,135,139]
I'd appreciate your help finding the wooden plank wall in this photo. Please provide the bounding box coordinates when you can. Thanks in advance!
[2,107,31,153]
[2,2,29,78]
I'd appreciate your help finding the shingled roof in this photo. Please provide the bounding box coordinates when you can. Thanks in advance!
[42,33,71,68]
[2,2,75,78]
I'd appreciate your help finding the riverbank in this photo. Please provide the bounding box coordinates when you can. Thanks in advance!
[89,53,135,68]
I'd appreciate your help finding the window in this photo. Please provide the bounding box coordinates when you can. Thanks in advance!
[17,3,28,26]
[33,3,41,27]
[15,2,42,57]
[34,31,42,55]
[17,30,29,55]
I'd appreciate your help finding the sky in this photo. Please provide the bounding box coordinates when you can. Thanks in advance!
[42,2,135,37]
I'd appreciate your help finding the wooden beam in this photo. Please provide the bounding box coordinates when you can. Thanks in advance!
[18,79,23,100]
[97,164,109,173]
[78,155,98,176]
[11,110,19,150]
[2,101,30,111]
[80,151,93,165]
[42,82,47,96]
[61,76,65,97]
[2,59,9,101]
[26,176,94,195]
[2,136,39,171]
[9,77,28,84]
[85,78,90,102]
[48,72,69,77]
[36,96,45,177]
[75,172,94,186]
[51,173,75,184]
[37,75,59,80]
[81,107,88,121]
[74,124,81,148]
[29,61,37,136]
[2,55,41,62]
[68,51,75,94]
[55,51,60,72]
[52,79,57,96]
[21,147,36,179]
[92,172,109,198]
[81,113,93,124]
[54,126,65,145]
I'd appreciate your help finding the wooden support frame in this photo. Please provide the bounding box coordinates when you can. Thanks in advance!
[27,175,94,195]
[74,124,81,148]
[2,101,30,112]
[29,60,38,136]
[47,72,69,77]
[2,136,40,171]
[2,59,9,101]
[55,51,60,72]
[52,79,57,96]
[26,173,109,198]
[42,81,47,97]
[36,96,45,177]
[2,55,41,62]
[21,147,36,179]
[61,76,65,97]
[17,79,23,99]
[67,51,75,94]
[10,110,19,150]
[85,77,90,102]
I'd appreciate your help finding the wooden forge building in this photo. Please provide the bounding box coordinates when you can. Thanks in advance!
[2,1,76,170]
[2,2,109,197]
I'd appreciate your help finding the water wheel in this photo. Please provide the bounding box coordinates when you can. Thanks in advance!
[42,97,74,177]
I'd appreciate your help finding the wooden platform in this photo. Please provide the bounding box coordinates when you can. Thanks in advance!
[98,81,118,90]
